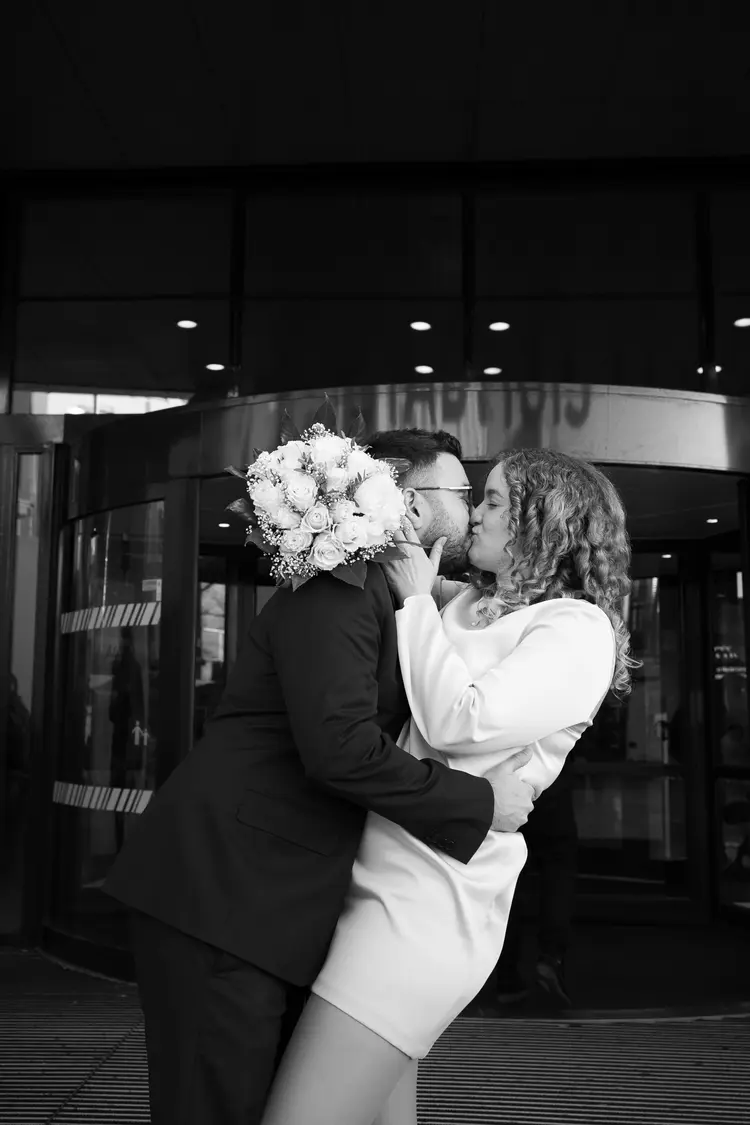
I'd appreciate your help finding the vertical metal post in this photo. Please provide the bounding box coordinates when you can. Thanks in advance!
[738,478,750,752]
[156,478,199,786]
[695,192,718,394]
[461,192,476,382]
[0,192,21,414]
[229,187,247,396]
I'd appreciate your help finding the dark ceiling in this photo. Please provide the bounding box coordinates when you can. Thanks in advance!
[201,465,742,547]
[7,1,750,172]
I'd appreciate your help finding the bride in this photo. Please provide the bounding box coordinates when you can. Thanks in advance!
[261,447,637,1125]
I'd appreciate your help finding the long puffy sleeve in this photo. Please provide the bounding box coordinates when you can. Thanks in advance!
[396,595,615,758]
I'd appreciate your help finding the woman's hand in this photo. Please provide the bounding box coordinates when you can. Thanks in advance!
[381,520,447,607]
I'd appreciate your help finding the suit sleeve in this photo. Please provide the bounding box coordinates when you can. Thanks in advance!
[269,573,494,864]
[396,595,616,757]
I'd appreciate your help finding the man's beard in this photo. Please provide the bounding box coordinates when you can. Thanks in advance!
[424,512,471,577]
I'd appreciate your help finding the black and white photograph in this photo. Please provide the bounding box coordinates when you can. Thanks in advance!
[1,2,749,1123]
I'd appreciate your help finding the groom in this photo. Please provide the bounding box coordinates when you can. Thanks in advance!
[103,426,536,1125]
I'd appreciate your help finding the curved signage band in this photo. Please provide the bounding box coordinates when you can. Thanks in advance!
[67,382,750,516]
[173,382,750,478]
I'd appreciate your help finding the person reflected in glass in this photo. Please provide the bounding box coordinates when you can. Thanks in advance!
[108,627,145,848]
[2,674,32,882]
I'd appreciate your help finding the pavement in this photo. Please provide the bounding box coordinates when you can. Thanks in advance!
[1,947,749,1125]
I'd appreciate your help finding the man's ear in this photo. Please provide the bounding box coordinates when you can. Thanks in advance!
[402,487,429,530]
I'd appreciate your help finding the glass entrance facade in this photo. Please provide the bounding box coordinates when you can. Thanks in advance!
[21,400,750,966]
[47,502,163,949]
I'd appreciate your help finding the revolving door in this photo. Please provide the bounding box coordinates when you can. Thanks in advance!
[34,384,750,973]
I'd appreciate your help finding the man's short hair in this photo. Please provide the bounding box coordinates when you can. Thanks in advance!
[366,428,463,484]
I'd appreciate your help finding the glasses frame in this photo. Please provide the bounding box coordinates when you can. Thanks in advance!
[417,485,474,509]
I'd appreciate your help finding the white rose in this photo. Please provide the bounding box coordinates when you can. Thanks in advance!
[330,498,357,523]
[325,465,350,492]
[334,516,369,553]
[300,504,331,534]
[279,527,314,555]
[310,531,347,571]
[274,505,302,530]
[283,470,319,512]
[365,519,388,548]
[249,451,278,475]
[276,440,308,469]
[354,473,405,531]
[310,433,348,467]
[251,479,285,516]
[347,448,378,479]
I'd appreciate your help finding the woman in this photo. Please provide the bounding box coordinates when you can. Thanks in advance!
[261,449,637,1125]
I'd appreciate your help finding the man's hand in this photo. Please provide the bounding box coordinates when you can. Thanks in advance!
[486,747,536,832]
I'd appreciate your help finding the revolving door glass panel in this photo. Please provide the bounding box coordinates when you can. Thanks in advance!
[49,501,163,950]
[572,553,690,903]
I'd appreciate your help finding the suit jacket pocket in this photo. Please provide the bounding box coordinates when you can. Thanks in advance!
[235,788,342,855]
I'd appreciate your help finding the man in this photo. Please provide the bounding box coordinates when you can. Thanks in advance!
[103,427,535,1125]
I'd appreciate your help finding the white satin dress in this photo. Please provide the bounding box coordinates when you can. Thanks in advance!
[311,588,616,1059]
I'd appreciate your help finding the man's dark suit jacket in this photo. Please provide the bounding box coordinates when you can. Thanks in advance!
[104,562,494,987]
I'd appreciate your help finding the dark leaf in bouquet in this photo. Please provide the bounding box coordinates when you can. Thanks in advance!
[224,464,249,480]
[226,498,257,525]
[381,457,412,480]
[291,573,314,592]
[346,408,367,444]
[245,526,269,551]
[311,394,338,433]
[331,561,367,588]
[280,410,302,445]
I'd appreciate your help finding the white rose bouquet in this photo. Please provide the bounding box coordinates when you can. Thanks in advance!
[226,399,407,591]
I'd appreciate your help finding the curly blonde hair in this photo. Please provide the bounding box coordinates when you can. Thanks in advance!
[471,449,640,698]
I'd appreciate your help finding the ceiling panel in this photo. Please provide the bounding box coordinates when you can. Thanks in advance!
[5,0,750,170]
[200,464,741,548]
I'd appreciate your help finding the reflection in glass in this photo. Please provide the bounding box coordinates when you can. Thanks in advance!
[572,565,687,894]
[710,554,748,768]
[718,778,750,910]
[50,502,163,949]
[0,455,40,934]
[194,555,227,743]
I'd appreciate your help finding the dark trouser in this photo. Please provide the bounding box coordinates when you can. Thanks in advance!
[497,776,578,973]
[130,911,307,1125]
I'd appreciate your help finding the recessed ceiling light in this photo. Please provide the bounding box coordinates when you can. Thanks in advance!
[489,321,510,332]
[177,320,198,329]
[218,522,230,528]
[716,365,723,372]
[206,363,225,371]
[662,554,672,559]
[410,321,431,331]
[706,518,719,524]
[414,365,434,374]
[734,317,750,327]
[483,367,502,375]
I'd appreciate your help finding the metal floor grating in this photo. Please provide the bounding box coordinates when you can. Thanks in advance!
[2,1004,750,1125]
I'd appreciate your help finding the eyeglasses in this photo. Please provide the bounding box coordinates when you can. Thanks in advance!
[418,486,474,511]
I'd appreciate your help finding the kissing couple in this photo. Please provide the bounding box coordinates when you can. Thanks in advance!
[105,415,635,1125]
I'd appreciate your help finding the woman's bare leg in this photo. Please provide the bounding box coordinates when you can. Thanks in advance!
[371,1060,419,1125]
[260,994,412,1125]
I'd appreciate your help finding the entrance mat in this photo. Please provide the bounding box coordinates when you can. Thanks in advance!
[1,950,748,1125]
